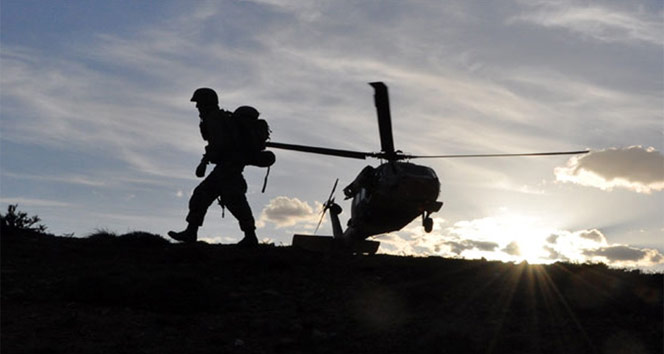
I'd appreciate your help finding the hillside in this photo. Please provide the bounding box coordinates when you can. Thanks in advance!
[2,227,662,354]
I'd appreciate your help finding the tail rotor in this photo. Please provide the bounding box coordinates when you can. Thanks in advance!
[314,178,339,234]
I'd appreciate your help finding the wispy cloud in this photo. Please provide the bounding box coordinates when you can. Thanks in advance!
[3,0,657,176]
[0,197,71,208]
[511,0,664,45]
[2,172,106,187]
[1,46,199,178]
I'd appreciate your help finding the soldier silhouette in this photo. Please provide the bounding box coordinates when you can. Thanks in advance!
[168,88,258,247]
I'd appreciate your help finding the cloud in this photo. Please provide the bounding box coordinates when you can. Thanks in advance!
[554,146,664,194]
[378,215,664,269]
[584,245,664,267]
[380,216,530,260]
[542,228,664,268]
[420,238,501,256]
[578,229,607,243]
[503,241,521,256]
[544,229,609,259]
[1,46,199,178]
[543,245,563,260]
[0,197,71,208]
[511,1,664,45]
[585,245,655,262]
[2,172,106,187]
[257,196,318,228]
[3,1,659,180]
[458,240,500,253]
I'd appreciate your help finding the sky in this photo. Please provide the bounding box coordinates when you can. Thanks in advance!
[1,0,663,271]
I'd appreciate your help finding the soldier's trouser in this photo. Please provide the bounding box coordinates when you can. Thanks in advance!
[186,165,256,232]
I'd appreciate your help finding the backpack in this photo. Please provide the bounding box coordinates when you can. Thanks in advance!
[200,109,237,165]
[232,106,276,192]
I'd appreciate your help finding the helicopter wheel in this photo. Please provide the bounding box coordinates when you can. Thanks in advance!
[423,217,433,233]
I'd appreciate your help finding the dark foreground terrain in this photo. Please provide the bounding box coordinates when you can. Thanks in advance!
[2,228,662,354]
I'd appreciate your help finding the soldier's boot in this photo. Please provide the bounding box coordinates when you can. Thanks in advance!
[237,229,258,248]
[168,223,198,243]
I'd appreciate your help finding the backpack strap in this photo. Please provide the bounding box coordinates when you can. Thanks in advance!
[261,166,271,193]
[217,197,225,218]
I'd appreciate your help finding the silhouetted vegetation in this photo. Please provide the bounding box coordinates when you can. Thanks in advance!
[0,204,47,233]
[86,229,170,248]
[2,226,662,354]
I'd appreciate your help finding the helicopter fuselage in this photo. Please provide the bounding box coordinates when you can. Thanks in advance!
[336,161,443,240]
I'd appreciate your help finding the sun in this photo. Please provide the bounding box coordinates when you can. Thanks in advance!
[509,232,552,264]
[452,212,559,264]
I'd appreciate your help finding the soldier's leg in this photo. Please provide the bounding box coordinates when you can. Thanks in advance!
[225,193,258,248]
[186,171,223,227]
[223,193,256,232]
[220,172,258,247]
[169,171,223,243]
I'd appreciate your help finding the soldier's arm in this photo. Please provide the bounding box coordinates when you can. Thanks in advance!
[196,154,209,178]
[200,153,210,165]
[199,121,209,141]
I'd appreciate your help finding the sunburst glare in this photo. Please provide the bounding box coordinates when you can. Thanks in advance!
[445,212,561,264]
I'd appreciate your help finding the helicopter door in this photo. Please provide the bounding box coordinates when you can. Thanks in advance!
[350,188,368,219]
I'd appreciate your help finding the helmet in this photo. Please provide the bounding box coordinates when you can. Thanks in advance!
[190,88,218,105]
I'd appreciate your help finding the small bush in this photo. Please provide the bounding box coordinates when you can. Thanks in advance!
[118,231,170,247]
[87,228,118,239]
[86,229,169,247]
[1,204,47,233]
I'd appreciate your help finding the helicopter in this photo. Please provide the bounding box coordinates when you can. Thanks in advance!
[266,82,589,254]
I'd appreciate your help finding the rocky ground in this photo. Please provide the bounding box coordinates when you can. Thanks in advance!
[2,227,662,354]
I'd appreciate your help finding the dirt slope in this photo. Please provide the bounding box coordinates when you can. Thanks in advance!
[2,228,662,354]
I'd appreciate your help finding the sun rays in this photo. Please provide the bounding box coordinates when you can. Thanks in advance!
[378,212,664,270]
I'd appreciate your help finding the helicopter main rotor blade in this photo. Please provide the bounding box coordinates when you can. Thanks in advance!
[370,82,396,158]
[266,142,369,160]
[406,150,590,159]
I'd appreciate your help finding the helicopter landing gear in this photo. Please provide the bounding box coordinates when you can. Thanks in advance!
[422,213,433,233]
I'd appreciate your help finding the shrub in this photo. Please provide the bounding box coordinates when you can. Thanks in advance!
[0,204,48,233]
